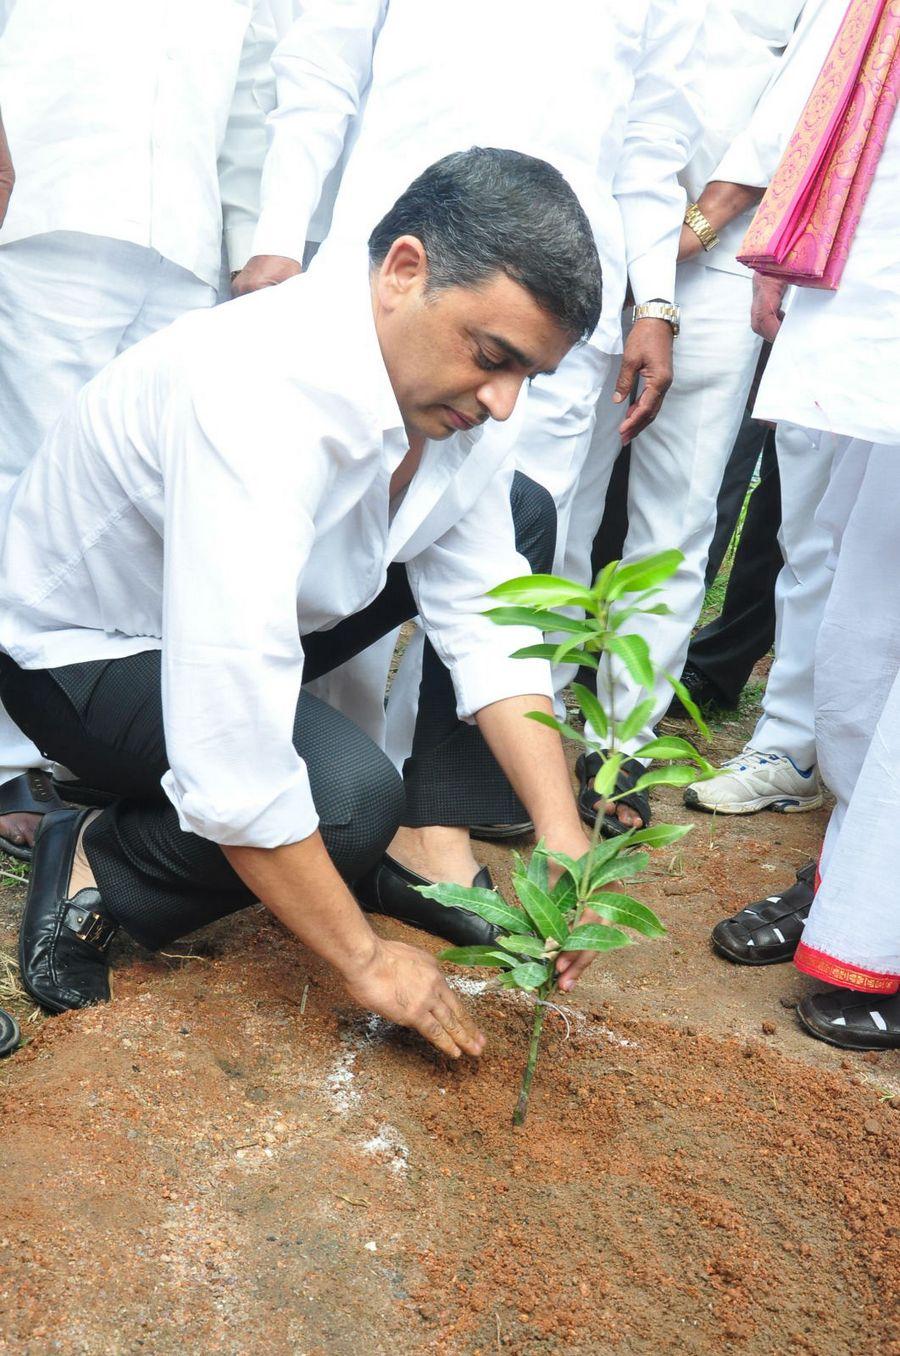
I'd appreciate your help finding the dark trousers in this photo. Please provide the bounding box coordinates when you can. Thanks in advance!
[685,428,784,705]
[0,473,555,949]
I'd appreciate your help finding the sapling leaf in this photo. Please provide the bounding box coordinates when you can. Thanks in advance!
[632,735,710,764]
[488,574,595,608]
[605,633,654,688]
[571,682,608,740]
[591,558,620,601]
[525,842,549,891]
[625,823,693,849]
[586,851,650,890]
[552,633,600,666]
[512,644,600,671]
[562,923,632,951]
[508,961,550,990]
[496,933,548,958]
[524,711,594,746]
[483,606,589,634]
[632,765,702,791]
[416,883,531,933]
[438,946,517,967]
[663,670,711,738]
[592,753,623,802]
[513,876,569,944]
[587,891,666,937]
[605,550,683,600]
[616,697,656,744]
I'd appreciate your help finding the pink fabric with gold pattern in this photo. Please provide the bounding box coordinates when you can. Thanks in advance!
[739,0,900,289]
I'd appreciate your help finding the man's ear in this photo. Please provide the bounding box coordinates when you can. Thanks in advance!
[375,235,429,310]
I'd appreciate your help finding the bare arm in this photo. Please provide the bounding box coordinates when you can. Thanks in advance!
[678,180,764,261]
[223,833,485,1059]
[0,108,14,226]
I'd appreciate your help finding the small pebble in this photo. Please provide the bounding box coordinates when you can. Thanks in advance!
[778,996,797,1010]
[762,1021,777,1036]
[864,1120,879,1136]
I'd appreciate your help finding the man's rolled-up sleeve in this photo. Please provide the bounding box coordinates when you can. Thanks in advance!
[614,0,706,304]
[158,378,331,848]
[406,463,554,722]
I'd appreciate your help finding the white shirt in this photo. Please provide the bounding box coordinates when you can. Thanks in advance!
[681,0,805,276]
[717,0,900,443]
[251,0,705,354]
[0,249,551,848]
[0,0,276,286]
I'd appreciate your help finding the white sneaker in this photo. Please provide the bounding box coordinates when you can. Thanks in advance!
[683,745,825,815]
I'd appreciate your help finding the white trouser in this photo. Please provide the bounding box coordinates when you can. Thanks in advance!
[801,438,900,977]
[749,423,835,767]
[0,230,215,786]
[568,262,763,751]
[311,343,614,771]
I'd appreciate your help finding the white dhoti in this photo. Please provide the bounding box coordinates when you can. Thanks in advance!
[794,437,900,992]
[0,230,215,785]
[566,261,763,750]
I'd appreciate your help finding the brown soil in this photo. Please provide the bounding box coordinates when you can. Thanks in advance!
[1,698,898,1355]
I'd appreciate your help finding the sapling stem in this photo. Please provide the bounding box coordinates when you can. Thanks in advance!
[512,993,547,1126]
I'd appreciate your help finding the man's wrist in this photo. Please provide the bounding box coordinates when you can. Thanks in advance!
[632,299,680,336]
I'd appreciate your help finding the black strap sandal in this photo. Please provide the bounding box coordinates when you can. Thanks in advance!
[0,771,64,862]
[575,751,651,837]
[797,988,900,1051]
[711,861,815,965]
[0,1008,20,1057]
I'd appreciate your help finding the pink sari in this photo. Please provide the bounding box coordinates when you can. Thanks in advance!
[738,0,900,290]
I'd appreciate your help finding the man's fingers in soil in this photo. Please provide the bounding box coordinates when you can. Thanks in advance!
[556,949,596,991]
[433,996,485,1056]
[417,1012,463,1059]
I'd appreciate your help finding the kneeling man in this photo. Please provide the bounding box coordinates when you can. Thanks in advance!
[0,149,602,1059]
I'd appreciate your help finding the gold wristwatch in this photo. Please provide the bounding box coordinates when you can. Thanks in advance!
[632,299,681,336]
[684,202,720,251]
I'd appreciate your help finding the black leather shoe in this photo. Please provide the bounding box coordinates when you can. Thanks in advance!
[797,989,900,1050]
[355,856,500,946]
[0,769,65,862]
[0,1009,20,1057]
[19,808,118,1014]
[666,662,733,719]
[711,861,815,965]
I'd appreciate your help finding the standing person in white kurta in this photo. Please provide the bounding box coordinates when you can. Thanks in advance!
[685,0,855,819]
[0,0,275,859]
[710,0,900,1048]
[566,0,810,833]
[232,0,705,884]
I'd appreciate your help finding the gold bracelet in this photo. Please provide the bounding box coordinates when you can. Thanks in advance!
[684,202,719,252]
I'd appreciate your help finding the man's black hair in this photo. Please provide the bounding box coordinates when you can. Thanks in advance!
[368,147,602,341]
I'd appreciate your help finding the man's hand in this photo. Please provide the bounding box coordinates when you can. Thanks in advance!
[612,317,674,442]
[0,111,14,227]
[554,906,609,993]
[751,272,788,342]
[231,254,302,297]
[343,936,486,1059]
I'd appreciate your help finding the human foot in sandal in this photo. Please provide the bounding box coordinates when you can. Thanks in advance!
[711,861,815,965]
[574,751,649,836]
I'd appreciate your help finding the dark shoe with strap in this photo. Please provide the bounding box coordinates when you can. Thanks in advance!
[0,770,65,861]
[0,1008,20,1057]
[797,988,900,1050]
[470,820,534,841]
[575,750,651,837]
[355,856,500,946]
[711,861,815,965]
[19,808,118,1014]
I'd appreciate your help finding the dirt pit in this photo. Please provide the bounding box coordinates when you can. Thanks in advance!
[1,711,898,1354]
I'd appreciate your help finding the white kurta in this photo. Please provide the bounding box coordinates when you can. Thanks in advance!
[0,0,275,284]
[252,0,706,354]
[0,248,552,849]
